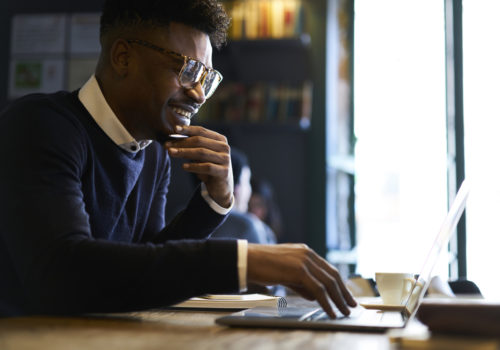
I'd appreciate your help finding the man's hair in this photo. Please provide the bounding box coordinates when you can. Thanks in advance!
[100,0,230,49]
[231,148,249,186]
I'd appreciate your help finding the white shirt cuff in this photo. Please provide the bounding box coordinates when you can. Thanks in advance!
[200,182,234,215]
[237,239,248,292]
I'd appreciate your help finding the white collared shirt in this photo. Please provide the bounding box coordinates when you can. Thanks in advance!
[78,75,247,291]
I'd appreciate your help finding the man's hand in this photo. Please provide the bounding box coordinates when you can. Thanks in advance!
[247,243,357,318]
[164,125,233,208]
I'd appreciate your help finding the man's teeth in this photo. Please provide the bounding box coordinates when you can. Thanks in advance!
[172,107,192,119]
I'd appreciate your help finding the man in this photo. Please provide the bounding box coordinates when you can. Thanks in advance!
[0,0,356,318]
[210,148,276,244]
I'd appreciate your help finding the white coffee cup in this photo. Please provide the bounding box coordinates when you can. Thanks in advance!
[375,272,415,305]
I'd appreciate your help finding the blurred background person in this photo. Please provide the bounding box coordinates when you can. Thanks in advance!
[249,177,283,241]
[210,148,276,244]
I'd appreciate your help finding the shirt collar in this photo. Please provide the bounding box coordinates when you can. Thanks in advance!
[78,75,152,153]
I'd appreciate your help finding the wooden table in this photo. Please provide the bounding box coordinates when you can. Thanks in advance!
[0,298,497,350]
[0,310,390,350]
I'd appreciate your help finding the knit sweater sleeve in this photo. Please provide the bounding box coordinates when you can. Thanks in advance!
[0,94,239,316]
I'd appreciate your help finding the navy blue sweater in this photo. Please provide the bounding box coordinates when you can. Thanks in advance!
[0,91,238,317]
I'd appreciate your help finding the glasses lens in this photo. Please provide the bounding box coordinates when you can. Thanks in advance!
[203,71,222,98]
[179,58,222,98]
[180,59,204,87]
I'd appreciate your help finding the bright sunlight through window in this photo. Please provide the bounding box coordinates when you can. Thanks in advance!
[353,0,448,280]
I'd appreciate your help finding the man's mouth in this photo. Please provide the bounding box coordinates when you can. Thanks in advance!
[172,106,195,119]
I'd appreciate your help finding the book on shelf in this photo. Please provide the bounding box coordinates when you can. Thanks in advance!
[172,293,287,310]
[282,0,299,38]
[270,0,284,38]
[246,83,266,122]
[225,0,304,40]
[258,0,271,38]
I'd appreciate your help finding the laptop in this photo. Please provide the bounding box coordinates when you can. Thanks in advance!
[216,179,471,332]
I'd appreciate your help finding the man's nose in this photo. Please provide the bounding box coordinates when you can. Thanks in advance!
[185,81,206,105]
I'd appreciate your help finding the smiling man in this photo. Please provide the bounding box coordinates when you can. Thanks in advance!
[0,0,356,318]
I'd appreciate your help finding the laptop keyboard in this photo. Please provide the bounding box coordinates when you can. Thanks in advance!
[301,306,364,322]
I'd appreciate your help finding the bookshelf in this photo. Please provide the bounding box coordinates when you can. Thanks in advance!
[197,0,312,127]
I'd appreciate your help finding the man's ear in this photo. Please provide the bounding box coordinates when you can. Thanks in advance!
[109,38,132,77]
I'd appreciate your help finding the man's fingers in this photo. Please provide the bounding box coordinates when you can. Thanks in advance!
[168,146,229,165]
[166,136,229,153]
[308,263,351,316]
[182,162,229,178]
[163,125,233,207]
[302,271,338,319]
[168,147,230,179]
[311,255,357,307]
[246,243,358,319]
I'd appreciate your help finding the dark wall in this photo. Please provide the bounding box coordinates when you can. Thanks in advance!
[0,0,105,109]
[222,124,308,244]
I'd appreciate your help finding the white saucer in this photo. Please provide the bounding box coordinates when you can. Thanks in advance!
[358,297,406,311]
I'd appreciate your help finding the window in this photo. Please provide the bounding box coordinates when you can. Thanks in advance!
[352,0,449,277]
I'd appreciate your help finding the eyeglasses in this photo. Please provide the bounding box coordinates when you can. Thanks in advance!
[126,39,223,99]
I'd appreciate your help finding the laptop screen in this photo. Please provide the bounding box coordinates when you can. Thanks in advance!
[403,179,470,317]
